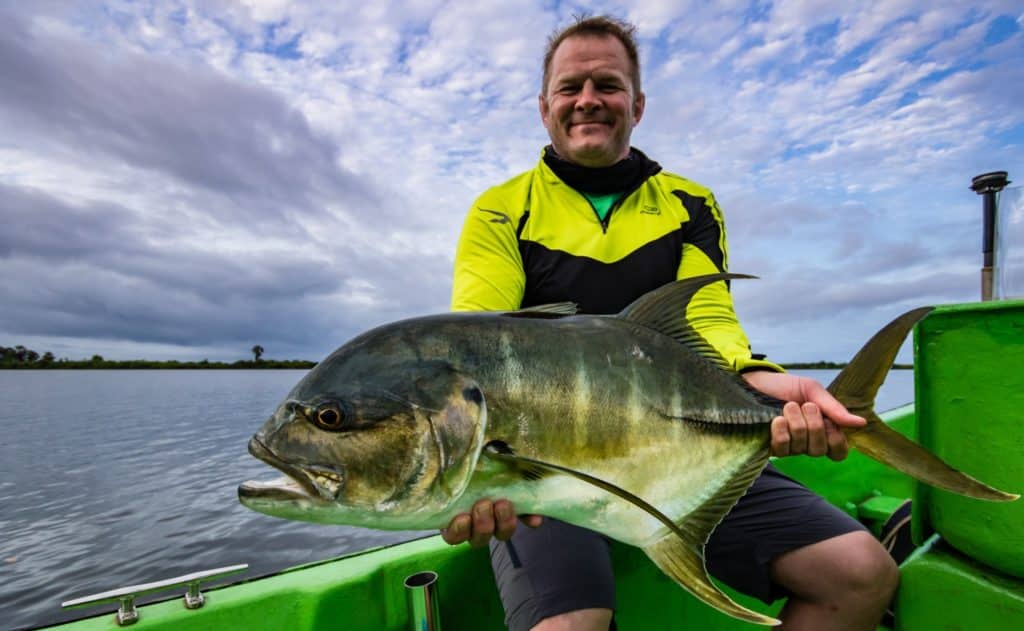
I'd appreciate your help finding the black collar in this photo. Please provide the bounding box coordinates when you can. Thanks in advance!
[543,146,662,195]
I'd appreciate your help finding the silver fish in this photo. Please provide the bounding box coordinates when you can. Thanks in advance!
[239,274,1017,625]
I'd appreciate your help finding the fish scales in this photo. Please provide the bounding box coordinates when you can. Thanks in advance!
[396,313,772,541]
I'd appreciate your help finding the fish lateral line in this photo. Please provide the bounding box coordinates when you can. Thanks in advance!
[656,411,773,432]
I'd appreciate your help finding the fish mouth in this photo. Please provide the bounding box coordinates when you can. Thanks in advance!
[239,437,345,502]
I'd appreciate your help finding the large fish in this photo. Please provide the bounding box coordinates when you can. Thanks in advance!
[238,274,1017,625]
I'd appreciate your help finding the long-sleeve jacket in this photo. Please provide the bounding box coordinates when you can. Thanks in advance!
[451,148,781,374]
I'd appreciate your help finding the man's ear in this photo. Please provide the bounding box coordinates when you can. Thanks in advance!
[632,90,646,126]
[538,92,550,127]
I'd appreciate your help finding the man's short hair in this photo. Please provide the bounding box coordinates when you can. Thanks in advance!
[541,15,641,96]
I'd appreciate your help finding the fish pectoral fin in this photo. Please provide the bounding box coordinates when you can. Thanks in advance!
[483,441,689,538]
[643,535,779,626]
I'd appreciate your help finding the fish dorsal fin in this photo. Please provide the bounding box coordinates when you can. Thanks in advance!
[617,274,756,371]
[502,302,578,318]
[483,442,690,540]
[643,447,775,626]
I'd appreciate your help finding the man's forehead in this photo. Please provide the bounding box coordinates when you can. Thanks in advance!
[551,33,629,63]
[549,35,631,75]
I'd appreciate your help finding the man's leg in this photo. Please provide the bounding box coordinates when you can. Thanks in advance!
[490,518,614,631]
[707,463,897,631]
[770,530,898,630]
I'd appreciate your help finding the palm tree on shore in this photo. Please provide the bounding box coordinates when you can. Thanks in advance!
[251,345,264,362]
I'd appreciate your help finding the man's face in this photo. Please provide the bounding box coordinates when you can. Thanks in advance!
[539,34,645,167]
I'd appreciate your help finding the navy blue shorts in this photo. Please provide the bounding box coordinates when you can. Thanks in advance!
[489,463,866,631]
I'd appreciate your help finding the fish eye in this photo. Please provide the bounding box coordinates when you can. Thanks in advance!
[313,402,346,431]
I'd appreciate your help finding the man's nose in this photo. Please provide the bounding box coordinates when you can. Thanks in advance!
[575,81,601,111]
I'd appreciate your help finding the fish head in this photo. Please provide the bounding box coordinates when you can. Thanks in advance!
[238,354,487,528]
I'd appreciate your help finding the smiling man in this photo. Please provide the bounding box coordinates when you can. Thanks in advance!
[447,15,898,631]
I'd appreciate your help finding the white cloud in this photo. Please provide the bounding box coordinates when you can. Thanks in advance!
[1,1,1022,363]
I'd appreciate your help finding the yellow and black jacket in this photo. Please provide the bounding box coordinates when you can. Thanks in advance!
[452,147,781,373]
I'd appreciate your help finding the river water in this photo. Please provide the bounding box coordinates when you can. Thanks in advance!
[0,369,913,629]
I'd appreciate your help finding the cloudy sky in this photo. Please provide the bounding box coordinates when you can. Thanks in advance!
[2,1,1022,364]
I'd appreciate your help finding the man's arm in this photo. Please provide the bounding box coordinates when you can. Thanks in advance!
[451,196,526,312]
[676,188,864,459]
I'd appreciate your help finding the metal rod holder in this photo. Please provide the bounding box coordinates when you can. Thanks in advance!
[405,570,441,631]
[115,596,138,626]
[971,171,1011,301]
[61,563,248,626]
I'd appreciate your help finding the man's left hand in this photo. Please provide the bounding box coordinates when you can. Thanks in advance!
[742,371,866,461]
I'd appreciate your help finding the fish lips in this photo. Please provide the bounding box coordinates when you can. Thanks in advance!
[240,436,346,503]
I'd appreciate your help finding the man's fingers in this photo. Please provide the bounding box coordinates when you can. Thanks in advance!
[784,401,808,455]
[520,514,544,528]
[803,402,828,457]
[803,379,865,427]
[469,499,495,547]
[493,499,518,541]
[825,419,850,461]
[770,415,791,457]
[440,499,534,547]
[441,513,471,545]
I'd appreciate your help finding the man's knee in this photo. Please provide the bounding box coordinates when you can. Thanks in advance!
[773,531,899,605]
[532,608,613,631]
[837,533,900,599]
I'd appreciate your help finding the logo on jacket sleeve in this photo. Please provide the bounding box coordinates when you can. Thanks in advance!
[641,205,661,215]
[478,207,512,224]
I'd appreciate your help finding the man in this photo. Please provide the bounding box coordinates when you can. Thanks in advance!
[446,16,898,631]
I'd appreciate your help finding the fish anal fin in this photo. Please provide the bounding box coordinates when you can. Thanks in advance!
[643,536,779,627]
[643,448,774,625]
[675,447,770,546]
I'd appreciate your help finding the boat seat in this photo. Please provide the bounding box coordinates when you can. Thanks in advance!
[894,535,1024,630]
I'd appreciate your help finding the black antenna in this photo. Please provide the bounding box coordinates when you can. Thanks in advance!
[970,171,1011,301]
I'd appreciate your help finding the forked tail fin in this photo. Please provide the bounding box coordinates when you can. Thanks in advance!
[829,306,1018,501]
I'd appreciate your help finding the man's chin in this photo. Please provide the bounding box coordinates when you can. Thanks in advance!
[559,144,623,168]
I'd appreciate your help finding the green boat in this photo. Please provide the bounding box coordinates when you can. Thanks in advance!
[47,175,1024,630]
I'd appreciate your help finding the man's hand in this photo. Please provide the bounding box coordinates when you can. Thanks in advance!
[440,498,543,547]
[742,371,866,461]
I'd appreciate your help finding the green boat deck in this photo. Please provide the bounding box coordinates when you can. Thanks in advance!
[45,301,1024,630]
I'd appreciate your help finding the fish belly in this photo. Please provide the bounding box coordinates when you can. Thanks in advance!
[474,423,766,548]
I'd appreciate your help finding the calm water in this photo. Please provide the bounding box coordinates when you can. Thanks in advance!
[0,369,914,629]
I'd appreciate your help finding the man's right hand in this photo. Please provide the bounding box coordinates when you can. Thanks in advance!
[440,498,543,547]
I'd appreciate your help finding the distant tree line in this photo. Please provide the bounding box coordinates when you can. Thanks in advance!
[1,344,911,371]
[0,345,315,369]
